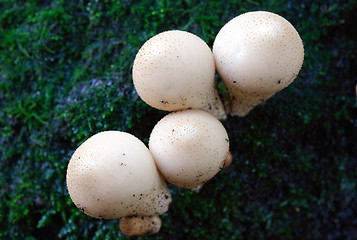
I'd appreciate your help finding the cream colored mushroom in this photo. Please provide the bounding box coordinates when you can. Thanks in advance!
[213,11,304,116]
[133,30,226,120]
[119,215,162,237]
[149,109,229,189]
[66,131,171,219]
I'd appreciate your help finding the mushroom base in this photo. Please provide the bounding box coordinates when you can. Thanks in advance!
[201,88,227,120]
[119,215,162,237]
[225,88,274,117]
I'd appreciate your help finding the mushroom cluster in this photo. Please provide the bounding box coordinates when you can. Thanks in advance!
[66,10,304,237]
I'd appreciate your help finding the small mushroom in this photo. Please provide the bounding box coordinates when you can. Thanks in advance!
[213,11,304,116]
[221,151,233,169]
[66,131,171,219]
[119,215,162,237]
[133,30,226,120]
[149,109,230,189]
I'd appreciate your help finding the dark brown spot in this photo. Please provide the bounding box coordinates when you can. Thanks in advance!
[78,206,85,212]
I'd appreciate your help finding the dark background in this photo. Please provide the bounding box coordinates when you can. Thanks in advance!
[1,0,356,239]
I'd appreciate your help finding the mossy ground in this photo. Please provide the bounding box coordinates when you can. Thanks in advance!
[1,0,356,239]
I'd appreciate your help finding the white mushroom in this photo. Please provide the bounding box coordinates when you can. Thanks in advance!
[133,30,226,120]
[213,11,304,116]
[149,109,229,189]
[119,215,162,237]
[66,131,171,219]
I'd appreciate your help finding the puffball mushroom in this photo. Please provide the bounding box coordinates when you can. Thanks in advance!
[213,11,304,116]
[133,30,226,120]
[149,109,229,189]
[119,215,162,237]
[66,131,171,219]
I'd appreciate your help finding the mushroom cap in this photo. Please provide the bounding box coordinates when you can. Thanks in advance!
[119,215,162,236]
[133,30,226,119]
[66,131,171,219]
[149,109,229,189]
[213,11,304,95]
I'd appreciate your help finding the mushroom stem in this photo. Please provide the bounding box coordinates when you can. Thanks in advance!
[191,185,203,192]
[119,215,162,237]
[203,86,227,120]
[226,89,273,117]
